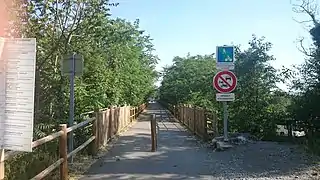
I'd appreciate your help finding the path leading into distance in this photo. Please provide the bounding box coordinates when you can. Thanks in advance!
[80,102,319,180]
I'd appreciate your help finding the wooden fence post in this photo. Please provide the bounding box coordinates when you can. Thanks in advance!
[203,110,208,141]
[125,106,128,124]
[132,107,135,121]
[193,107,196,135]
[90,115,99,156]
[95,110,102,149]
[150,114,157,152]
[108,106,113,140]
[182,105,184,123]
[59,124,68,180]
[134,107,137,120]
[177,104,180,120]
[0,149,4,180]
[131,106,134,122]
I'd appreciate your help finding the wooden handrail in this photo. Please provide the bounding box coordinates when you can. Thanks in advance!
[80,111,95,117]
[1,104,147,180]
[66,117,95,133]
[33,130,64,148]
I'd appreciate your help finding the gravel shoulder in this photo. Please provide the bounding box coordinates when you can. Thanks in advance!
[207,141,319,180]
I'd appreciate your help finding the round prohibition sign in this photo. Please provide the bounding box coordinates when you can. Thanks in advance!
[213,70,237,93]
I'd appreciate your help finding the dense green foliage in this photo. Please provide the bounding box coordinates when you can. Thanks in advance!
[2,0,320,179]
[230,37,290,137]
[160,54,216,108]
[3,0,157,179]
[159,1,320,153]
[7,0,158,135]
[287,1,320,151]
[159,36,289,138]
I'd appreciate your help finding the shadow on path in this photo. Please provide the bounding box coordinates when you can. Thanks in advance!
[81,102,212,180]
[81,102,319,180]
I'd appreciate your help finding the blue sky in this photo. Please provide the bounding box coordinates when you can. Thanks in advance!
[110,0,314,88]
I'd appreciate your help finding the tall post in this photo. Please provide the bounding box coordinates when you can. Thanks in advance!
[68,53,75,162]
[59,124,68,180]
[223,102,228,141]
[151,114,157,152]
[0,149,4,180]
[90,113,99,156]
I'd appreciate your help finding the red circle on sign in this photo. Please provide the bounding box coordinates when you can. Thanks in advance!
[213,71,237,93]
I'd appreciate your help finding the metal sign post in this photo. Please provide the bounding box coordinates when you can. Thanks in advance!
[69,53,75,160]
[62,53,83,162]
[214,46,236,142]
[223,102,228,141]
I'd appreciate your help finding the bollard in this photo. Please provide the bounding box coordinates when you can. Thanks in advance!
[150,114,157,152]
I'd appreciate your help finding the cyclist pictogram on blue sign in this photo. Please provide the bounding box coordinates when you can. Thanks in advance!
[217,46,234,63]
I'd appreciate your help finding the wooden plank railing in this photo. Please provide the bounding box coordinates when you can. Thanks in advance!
[1,104,146,180]
[164,103,218,141]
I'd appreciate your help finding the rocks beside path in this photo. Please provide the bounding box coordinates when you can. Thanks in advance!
[207,133,320,179]
[211,133,258,151]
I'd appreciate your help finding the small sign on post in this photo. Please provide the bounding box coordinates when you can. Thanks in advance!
[216,46,235,70]
[61,53,83,76]
[213,70,237,94]
[216,93,235,102]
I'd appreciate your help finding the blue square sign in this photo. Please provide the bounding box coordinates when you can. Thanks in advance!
[216,46,234,63]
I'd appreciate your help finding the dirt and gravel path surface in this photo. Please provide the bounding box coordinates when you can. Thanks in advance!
[80,102,319,180]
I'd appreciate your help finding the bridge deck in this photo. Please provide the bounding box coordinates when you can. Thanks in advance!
[80,102,213,180]
[80,102,319,180]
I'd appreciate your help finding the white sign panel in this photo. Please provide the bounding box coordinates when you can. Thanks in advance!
[216,63,235,70]
[216,93,235,102]
[0,37,36,152]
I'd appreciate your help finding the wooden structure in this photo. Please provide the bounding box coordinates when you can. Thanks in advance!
[170,104,218,141]
[0,104,146,180]
[150,114,157,152]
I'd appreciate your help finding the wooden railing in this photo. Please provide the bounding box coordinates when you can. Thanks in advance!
[1,104,146,180]
[162,102,218,141]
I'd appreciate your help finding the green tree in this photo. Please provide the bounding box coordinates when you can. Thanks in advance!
[159,36,290,138]
[4,1,158,179]
[230,36,284,137]
[288,0,320,152]
[159,54,217,109]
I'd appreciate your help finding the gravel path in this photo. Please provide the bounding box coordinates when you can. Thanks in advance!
[81,102,319,180]
[207,141,319,180]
